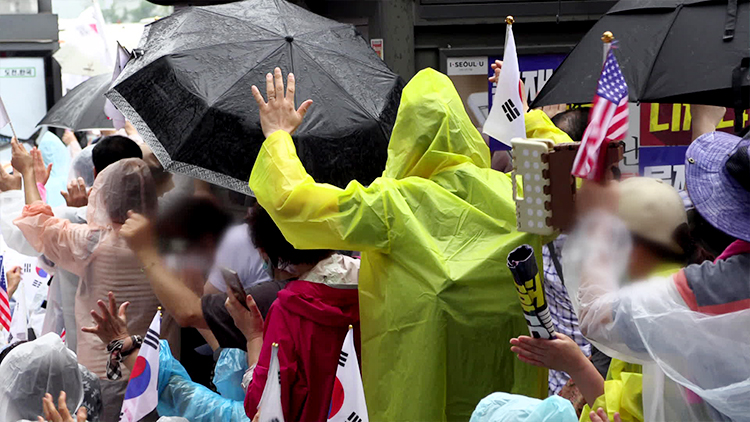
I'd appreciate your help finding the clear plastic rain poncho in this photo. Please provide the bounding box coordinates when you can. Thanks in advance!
[0,334,83,421]
[38,131,71,207]
[563,212,750,422]
[14,158,161,378]
[156,340,249,421]
[68,145,96,187]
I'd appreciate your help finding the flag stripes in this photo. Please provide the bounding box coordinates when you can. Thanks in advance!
[339,350,348,367]
[143,328,159,350]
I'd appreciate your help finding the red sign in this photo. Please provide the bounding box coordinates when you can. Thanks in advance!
[640,104,748,146]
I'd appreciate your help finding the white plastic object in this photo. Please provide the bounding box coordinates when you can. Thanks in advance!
[511,138,554,235]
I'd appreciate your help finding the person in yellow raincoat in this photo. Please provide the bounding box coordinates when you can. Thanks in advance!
[247,67,570,421]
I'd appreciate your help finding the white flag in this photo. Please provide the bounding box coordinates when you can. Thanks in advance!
[7,284,28,344]
[327,327,368,422]
[258,343,285,422]
[119,310,161,422]
[104,43,131,129]
[0,97,10,130]
[483,23,525,146]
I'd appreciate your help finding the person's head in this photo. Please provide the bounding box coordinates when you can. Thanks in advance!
[155,196,232,269]
[685,131,749,248]
[91,135,142,176]
[617,177,699,279]
[551,108,591,143]
[247,204,333,278]
[68,145,96,187]
[0,334,83,421]
[87,158,158,226]
[384,68,490,180]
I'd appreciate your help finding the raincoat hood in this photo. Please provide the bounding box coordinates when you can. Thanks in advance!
[384,68,491,180]
[277,280,359,328]
[0,334,83,422]
[86,158,157,227]
[38,131,71,207]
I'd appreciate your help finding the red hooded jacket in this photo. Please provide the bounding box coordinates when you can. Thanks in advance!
[244,279,360,421]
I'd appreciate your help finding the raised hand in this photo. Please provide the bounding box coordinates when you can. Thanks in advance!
[81,291,131,345]
[39,391,87,422]
[31,147,53,186]
[10,137,33,176]
[510,332,589,373]
[0,164,21,191]
[251,67,313,138]
[5,266,21,299]
[61,177,89,207]
[120,211,155,253]
[589,408,621,422]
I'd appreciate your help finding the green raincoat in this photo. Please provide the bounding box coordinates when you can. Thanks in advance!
[249,68,565,421]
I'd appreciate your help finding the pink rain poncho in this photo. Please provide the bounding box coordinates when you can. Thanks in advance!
[15,158,166,378]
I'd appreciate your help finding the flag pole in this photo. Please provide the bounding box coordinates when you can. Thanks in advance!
[594,31,615,183]
[8,121,18,141]
[602,31,614,63]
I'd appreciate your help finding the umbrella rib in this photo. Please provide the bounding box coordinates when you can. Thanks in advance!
[638,5,682,100]
[272,0,291,37]
[163,38,285,57]
[296,39,395,75]
[292,23,352,38]
[208,41,287,108]
[295,47,378,121]
[193,8,284,38]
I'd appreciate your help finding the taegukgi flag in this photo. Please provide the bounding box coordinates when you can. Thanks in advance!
[119,309,161,422]
[258,343,285,422]
[328,326,368,422]
[483,19,525,147]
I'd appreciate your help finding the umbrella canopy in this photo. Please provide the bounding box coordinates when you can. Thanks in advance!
[107,0,403,195]
[532,0,750,108]
[38,74,115,131]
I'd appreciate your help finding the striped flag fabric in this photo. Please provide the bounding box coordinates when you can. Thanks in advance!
[258,343,285,422]
[119,309,161,422]
[328,326,368,422]
[0,255,10,332]
[571,48,629,179]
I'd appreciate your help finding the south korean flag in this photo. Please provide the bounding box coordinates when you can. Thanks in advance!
[328,326,368,422]
[483,20,525,147]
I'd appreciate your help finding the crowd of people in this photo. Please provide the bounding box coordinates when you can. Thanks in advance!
[0,62,747,422]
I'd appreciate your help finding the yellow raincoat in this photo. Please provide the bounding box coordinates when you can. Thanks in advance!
[249,68,570,421]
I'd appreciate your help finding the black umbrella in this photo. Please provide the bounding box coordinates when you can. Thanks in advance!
[533,0,749,112]
[107,0,403,195]
[38,74,115,131]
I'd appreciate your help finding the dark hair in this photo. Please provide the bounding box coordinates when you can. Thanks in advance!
[687,208,737,258]
[247,205,332,269]
[155,197,232,252]
[633,222,714,266]
[0,340,28,366]
[92,135,142,174]
[552,108,591,143]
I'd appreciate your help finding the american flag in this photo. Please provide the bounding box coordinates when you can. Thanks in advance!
[0,256,10,332]
[572,48,629,179]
